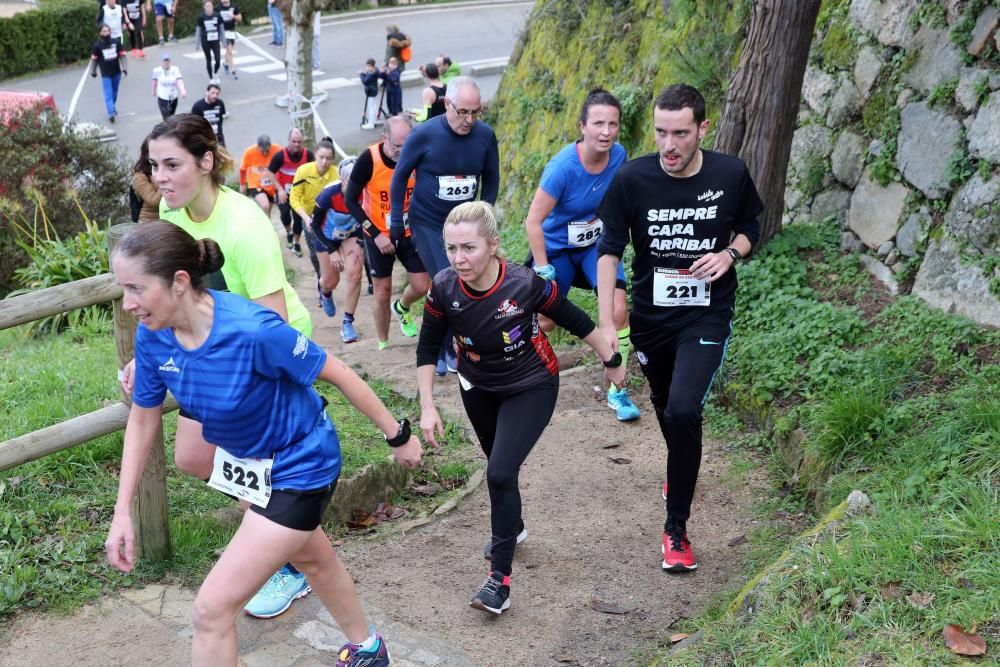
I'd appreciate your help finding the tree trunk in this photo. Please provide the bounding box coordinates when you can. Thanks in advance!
[714,0,821,247]
[286,0,315,141]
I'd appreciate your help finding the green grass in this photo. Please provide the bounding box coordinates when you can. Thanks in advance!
[656,224,1000,665]
[0,323,474,619]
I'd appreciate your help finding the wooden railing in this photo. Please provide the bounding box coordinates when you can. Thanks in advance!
[0,223,173,561]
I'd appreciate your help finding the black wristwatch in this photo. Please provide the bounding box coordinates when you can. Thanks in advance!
[603,352,623,369]
[724,247,743,261]
[385,419,411,448]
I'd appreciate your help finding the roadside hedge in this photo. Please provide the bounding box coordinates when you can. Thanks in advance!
[0,0,269,80]
[0,0,95,79]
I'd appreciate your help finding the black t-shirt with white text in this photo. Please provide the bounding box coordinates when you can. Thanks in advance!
[91,37,124,78]
[124,0,142,21]
[597,150,762,332]
[218,3,240,31]
[198,14,221,42]
[191,98,226,138]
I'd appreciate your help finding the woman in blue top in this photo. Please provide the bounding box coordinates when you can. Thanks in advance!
[105,221,422,667]
[524,89,640,422]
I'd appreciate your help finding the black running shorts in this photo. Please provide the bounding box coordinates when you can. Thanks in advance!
[250,482,337,531]
[363,234,426,278]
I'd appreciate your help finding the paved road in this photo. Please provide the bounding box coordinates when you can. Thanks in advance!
[1,0,531,159]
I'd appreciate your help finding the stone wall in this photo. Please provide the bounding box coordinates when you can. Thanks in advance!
[786,0,1000,327]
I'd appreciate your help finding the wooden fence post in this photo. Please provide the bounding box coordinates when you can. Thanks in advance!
[107,223,171,562]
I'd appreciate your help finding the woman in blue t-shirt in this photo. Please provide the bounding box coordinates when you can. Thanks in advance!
[523,89,640,422]
[105,221,421,666]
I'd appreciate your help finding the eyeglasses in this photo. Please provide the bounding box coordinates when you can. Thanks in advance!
[449,101,482,119]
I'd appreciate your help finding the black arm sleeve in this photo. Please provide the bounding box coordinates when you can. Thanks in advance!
[733,167,764,251]
[540,292,596,340]
[596,170,630,259]
[267,151,284,175]
[343,178,373,232]
[416,295,448,367]
[480,133,500,205]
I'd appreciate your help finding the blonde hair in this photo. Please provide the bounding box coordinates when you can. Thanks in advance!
[444,201,499,242]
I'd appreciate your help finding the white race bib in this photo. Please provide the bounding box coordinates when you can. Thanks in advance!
[260,175,273,187]
[437,175,476,202]
[284,182,292,193]
[225,30,237,40]
[567,218,603,248]
[457,372,473,391]
[206,30,218,41]
[652,268,711,307]
[102,47,118,61]
[207,449,272,507]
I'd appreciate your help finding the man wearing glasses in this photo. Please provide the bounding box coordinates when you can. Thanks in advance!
[389,76,500,375]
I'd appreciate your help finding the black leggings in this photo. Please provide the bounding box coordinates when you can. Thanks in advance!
[202,40,221,77]
[279,200,304,236]
[461,373,559,576]
[633,309,733,525]
[127,25,144,51]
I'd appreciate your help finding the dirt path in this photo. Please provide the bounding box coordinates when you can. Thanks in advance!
[304,249,760,665]
[0,244,761,666]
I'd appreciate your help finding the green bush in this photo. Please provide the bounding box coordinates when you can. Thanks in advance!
[0,111,128,297]
[0,0,95,79]
[8,219,112,336]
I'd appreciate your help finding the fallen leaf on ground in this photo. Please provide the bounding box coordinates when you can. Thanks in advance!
[669,633,691,643]
[727,534,748,547]
[959,577,975,589]
[409,482,442,496]
[587,596,628,614]
[347,509,377,529]
[906,591,934,609]
[601,443,622,449]
[553,655,578,663]
[879,581,902,600]
[942,624,986,656]
[849,591,867,611]
[608,457,632,465]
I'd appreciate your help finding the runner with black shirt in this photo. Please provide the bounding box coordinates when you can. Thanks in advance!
[218,0,241,80]
[197,1,222,82]
[344,116,428,351]
[191,83,226,146]
[596,84,762,572]
[418,201,624,615]
[89,24,128,123]
[123,0,145,57]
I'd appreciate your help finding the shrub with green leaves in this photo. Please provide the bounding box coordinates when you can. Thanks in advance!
[8,218,111,336]
[0,111,128,297]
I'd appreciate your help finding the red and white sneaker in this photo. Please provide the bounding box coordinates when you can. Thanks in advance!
[662,526,697,571]
[661,480,668,502]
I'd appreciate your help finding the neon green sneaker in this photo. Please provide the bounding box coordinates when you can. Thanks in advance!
[377,340,389,351]
[392,299,417,337]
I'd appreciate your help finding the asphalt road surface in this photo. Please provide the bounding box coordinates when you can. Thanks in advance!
[1,0,531,159]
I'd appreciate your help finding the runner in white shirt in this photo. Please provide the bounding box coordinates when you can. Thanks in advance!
[151,53,187,120]
[96,0,134,43]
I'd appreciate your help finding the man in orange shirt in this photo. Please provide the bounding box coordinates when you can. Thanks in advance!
[342,116,428,350]
[240,134,282,216]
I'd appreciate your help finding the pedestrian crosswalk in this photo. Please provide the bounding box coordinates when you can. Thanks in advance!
[177,50,510,91]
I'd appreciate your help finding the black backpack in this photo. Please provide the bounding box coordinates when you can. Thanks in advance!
[128,184,142,222]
